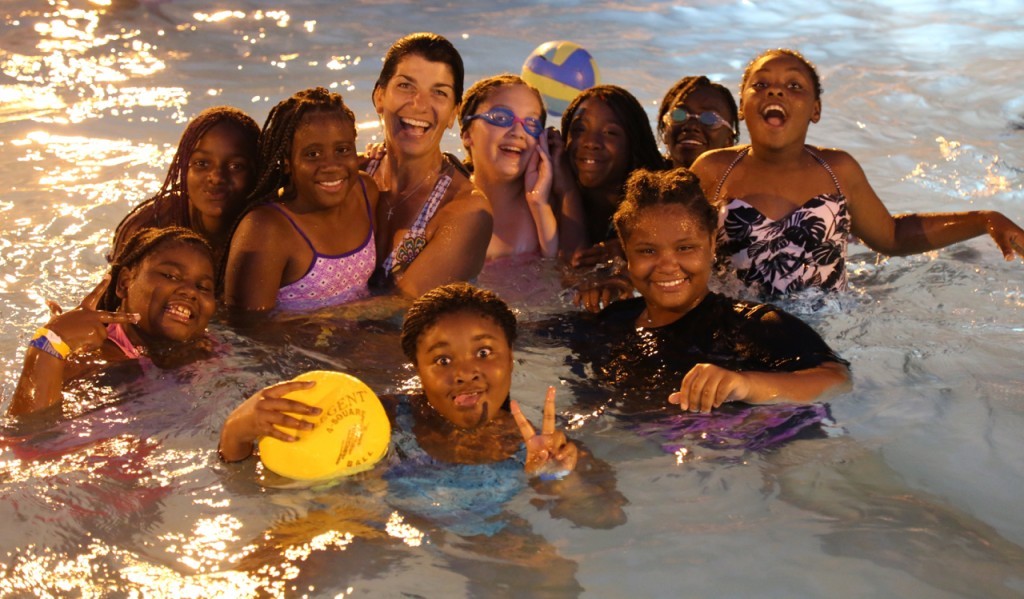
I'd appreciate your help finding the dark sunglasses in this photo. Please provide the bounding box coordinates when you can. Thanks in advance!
[463,107,544,139]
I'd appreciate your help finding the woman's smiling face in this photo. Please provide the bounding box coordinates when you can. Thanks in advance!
[373,53,458,159]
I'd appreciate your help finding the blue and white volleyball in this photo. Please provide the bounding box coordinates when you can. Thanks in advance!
[521,41,600,118]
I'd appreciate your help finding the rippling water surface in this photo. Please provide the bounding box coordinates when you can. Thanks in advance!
[2,1,1023,596]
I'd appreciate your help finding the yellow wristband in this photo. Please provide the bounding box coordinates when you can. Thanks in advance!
[30,327,71,360]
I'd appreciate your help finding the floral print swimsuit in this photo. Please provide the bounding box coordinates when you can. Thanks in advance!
[714,146,850,297]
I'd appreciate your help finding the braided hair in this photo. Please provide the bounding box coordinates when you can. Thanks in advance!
[109,107,258,260]
[101,226,214,311]
[243,87,356,209]
[656,76,739,144]
[560,84,666,177]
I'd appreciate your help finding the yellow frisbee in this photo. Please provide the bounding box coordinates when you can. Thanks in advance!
[258,370,390,481]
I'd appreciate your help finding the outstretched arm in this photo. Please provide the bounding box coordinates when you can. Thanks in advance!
[8,277,139,417]
[669,361,851,413]
[836,150,1024,259]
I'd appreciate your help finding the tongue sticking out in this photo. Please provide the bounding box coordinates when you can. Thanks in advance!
[454,393,480,407]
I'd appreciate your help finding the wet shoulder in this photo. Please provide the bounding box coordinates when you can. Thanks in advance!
[690,146,745,197]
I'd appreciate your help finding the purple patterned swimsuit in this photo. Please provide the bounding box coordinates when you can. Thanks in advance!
[272,178,376,311]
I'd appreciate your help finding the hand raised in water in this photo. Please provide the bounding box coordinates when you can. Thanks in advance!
[511,386,578,479]
[44,276,140,355]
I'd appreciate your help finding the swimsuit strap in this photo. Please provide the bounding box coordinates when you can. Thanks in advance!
[106,322,143,359]
[713,146,843,201]
[802,146,843,195]
[712,146,750,203]
[265,202,317,253]
[264,177,371,258]
[382,167,453,275]
[358,176,372,221]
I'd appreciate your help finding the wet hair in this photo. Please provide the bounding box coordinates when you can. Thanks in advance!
[400,283,517,363]
[560,85,666,177]
[458,74,547,170]
[243,87,356,207]
[656,76,739,144]
[374,32,466,106]
[740,48,823,100]
[614,168,718,242]
[101,226,214,311]
[111,106,259,232]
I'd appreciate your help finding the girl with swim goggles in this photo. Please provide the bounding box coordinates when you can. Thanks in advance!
[460,74,572,260]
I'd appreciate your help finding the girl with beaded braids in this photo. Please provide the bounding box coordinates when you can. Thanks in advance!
[223,87,380,312]
[691,48,1024,298]
[9,227,218,417]
[110,106,259,266]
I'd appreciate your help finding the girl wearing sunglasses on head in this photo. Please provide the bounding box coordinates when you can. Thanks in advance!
[460,74,580,261]
[657,76,739,169]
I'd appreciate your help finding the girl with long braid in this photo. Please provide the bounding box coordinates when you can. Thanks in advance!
[10,227,218,416]
[110,106,259,266]
[223,88,379,312]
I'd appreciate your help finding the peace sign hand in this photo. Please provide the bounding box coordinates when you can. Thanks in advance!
[511,386,579,479]
[45,276,140,355]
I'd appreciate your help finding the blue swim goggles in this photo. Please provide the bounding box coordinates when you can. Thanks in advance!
[463,107,544,139]
[664,108,733,131]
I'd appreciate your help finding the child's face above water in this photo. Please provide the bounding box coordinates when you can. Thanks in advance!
[623,204,714,322]
[185,122,255,223]
[285,111,360,211]
[117,241,216,342]
[740,54,820,147]
[565,98,630,192]
[414,311,514,429]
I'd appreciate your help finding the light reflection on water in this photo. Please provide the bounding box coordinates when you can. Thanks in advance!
[1,0,1023,596]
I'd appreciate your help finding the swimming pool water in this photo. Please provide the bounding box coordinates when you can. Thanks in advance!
[2,0,1024,596]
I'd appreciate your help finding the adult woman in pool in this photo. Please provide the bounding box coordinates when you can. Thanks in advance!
[367,33,491,297]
